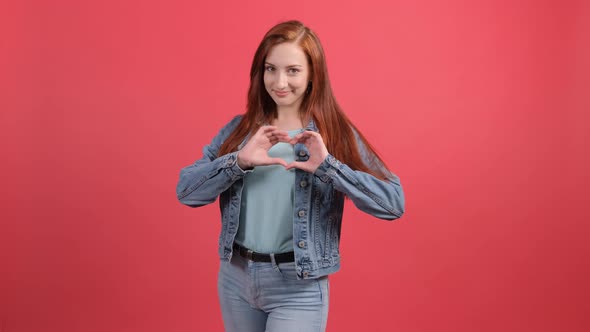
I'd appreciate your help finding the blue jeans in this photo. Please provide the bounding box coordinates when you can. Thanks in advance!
[218,254,330,332]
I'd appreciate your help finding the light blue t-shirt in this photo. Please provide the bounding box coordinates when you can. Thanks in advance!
[235,128,303,253]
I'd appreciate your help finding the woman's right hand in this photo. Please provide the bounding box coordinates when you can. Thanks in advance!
[237,126,291,170]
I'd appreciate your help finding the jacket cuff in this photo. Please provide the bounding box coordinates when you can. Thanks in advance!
[314,154,341,183]
[223,151,253,180]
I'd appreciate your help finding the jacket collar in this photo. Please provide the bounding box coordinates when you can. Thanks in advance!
[304,117,318,132]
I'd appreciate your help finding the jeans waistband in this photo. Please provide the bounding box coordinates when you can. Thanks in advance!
[232,242,295,264]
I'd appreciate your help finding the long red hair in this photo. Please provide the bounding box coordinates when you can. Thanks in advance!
[218,20,393,180]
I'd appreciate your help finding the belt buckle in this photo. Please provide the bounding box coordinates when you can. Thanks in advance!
[245,249,254,261]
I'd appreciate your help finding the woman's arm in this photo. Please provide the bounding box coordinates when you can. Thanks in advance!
[314,153,405,220]
[286,129,405,220]
[176,115,249,207]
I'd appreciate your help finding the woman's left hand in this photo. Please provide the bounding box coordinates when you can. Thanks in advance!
[285,131,329,173]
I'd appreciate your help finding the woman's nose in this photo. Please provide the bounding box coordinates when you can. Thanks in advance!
[276,72,288,89]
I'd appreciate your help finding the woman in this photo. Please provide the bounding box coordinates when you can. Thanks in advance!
[176,20,405,332]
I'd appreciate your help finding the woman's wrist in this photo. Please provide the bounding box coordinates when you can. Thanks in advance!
[236,151,253,170]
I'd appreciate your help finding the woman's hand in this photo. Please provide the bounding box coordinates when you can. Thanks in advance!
[285,131,329,173]
[237,126,291,169]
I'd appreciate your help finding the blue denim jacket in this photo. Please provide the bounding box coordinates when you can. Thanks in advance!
[176,115,405,279]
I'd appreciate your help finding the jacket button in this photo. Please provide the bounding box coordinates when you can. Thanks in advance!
[298,210,305,218]
[299,180,307,188]
[298,240,306,248]
[303,271,309,278]
[299,150,306,157]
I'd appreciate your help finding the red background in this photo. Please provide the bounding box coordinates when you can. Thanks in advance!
[2,0,589,331]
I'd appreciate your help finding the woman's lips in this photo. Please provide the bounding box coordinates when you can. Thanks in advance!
[274,90,290,97]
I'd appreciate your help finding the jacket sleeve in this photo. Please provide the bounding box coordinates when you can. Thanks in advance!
[313,132,405,221]
[176,115,251,208]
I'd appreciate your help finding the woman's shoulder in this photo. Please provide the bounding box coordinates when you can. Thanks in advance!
[211,114,244,140]
[226,114,244,126]
[219,114,244,131]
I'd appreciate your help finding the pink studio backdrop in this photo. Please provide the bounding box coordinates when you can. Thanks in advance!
[1,0,589,331]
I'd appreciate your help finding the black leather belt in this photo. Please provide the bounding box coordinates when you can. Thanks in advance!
[232,242,295,264]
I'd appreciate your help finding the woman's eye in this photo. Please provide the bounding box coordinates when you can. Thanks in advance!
[289,68,300,74]
[265,66,274,72]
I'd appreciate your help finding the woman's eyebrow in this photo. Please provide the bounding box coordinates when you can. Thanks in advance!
[264,62,303,68]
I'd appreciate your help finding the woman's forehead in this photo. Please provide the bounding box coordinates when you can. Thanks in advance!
[266,43,308,66]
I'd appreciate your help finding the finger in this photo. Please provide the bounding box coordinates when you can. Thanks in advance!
[276,135,293,143]
[289,134,309,145]
[267,132,286,143]
[256,126,277,137]
[272,131,291,141]
[270,136,286,146]
[266,129,289,138]
[304,131,325,144]
[262,130,291,143]
[291,137,313,147]
[298,131,317,139]
[284,161,306,171]
[274,130,290,138]
[271,132,287,140]
[260,126,278,134]
[290,130,319,142]
[268,129,289,138]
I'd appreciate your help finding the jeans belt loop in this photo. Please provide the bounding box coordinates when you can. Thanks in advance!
[246,249,253,260]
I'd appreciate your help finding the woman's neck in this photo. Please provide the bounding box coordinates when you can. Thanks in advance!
[271,108,304,131]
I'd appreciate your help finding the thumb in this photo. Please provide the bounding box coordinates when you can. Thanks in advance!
[284,161,305,171]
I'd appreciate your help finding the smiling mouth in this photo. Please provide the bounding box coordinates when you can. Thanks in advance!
[274,90,290,97]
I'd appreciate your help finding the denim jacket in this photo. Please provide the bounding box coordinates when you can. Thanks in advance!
[176,115,405,279]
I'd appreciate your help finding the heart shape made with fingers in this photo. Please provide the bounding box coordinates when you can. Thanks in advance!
[238,126,329,173]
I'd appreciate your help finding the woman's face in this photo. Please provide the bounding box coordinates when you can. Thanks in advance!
[263,42,310,111]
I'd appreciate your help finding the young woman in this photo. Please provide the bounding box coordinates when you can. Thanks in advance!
[176,20,405,332]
